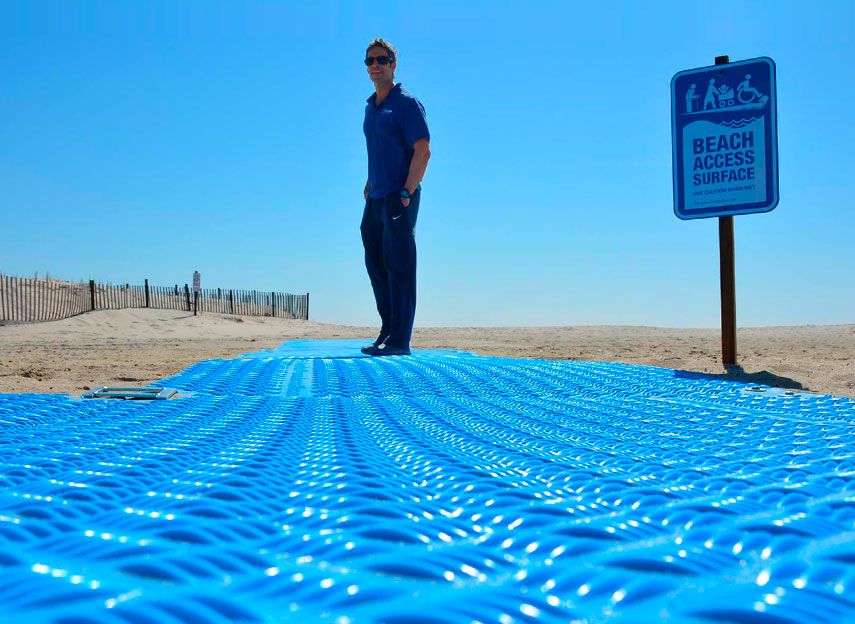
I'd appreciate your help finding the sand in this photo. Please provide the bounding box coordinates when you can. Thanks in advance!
[0,309,852,398]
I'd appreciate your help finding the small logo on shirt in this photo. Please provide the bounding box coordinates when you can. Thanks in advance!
[381,109,393,114]
[392,214,402,220]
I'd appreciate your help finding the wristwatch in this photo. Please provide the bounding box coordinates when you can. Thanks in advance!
[400,189,411,200]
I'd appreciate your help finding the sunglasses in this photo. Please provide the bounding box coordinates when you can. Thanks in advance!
[364,55,393,67]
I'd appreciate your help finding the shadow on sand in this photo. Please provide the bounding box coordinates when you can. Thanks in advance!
[675,365,809,393]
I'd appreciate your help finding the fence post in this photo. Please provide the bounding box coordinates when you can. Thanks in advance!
[305,292,309,320]
[271,291,276,318]
[229,289,234,314]
[184,284,191,312]
[89,280,96,311]
[144,279,150,308]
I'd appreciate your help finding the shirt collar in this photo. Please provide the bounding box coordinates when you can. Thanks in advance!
[367,82,402,105]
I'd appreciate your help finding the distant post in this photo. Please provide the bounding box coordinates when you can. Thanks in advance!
[89,280,96,311]
[184,284,191,312]
[192,271,201,316]
[144,278,150,308]
[305,292,310,320]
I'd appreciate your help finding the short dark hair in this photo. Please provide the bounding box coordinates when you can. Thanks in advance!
[366,38,397,62]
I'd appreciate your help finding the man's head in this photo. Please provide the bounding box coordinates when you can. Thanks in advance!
[365,38,397,87]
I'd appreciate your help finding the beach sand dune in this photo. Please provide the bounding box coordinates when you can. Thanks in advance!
[1,309,852,398]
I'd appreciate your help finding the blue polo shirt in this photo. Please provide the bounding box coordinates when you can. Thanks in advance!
[364,83,430,199]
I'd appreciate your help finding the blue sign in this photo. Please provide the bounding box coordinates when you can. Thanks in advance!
[671,57,778,220]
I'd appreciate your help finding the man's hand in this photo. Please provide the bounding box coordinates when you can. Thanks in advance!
[401,139,431,207]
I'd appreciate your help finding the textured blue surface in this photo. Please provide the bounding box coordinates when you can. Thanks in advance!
[1,339,853,623]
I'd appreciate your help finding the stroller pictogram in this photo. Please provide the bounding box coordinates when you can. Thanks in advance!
[716,85,735,107]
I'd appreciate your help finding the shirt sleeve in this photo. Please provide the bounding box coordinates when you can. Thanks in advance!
[403,98,430,148]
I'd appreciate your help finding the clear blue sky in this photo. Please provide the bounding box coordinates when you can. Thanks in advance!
[2,1,853,328]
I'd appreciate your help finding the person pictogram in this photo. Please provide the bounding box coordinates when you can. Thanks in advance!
[703,79,717,110]
[685,83,697,112]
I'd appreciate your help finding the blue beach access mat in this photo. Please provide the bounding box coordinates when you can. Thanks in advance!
[1,339,853,623]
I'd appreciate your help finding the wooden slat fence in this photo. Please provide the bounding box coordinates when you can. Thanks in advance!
[0,274,89,322]
[147,285,191,312]
[196,288,307,319]
[94,283,148,311]
[0,274,309,322]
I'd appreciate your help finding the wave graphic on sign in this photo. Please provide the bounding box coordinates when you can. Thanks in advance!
[719,117,761,129]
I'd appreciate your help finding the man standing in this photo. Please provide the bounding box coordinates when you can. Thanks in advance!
[360,38,431,357]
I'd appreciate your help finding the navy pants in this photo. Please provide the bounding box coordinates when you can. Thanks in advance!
[360,189,420,349]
